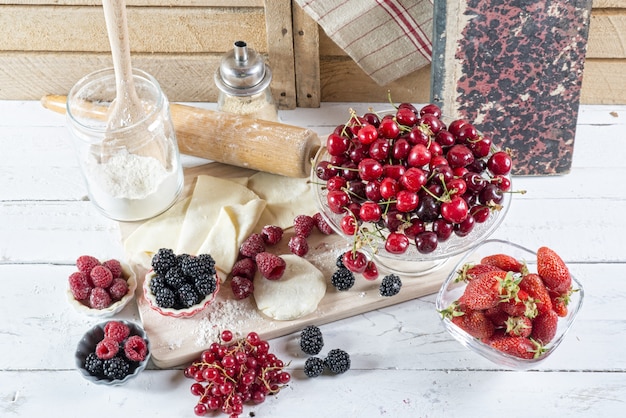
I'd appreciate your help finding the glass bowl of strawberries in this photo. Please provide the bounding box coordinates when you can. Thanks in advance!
[435,239,584,370]
[311,103,513,277]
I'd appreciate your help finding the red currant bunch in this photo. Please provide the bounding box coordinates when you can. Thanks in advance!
[184,330,291,418]
[315,103,515,271]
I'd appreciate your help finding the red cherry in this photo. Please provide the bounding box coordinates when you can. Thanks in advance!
[392,137,411,160]
[400,167,427,191]
[454,214,476,237]
[326,133,350,156]
[427,140,443,157]
[456,123,479,142]
[403,217,426,239]
[383,164,406,180]
[433,219,454,241]
[428,155,449,170]
[435,129,456,147]
[357,124,378,145]
[342,250,368,273]
[396,107,418,126]
[440,195,469,224]
[407,144,431,167]
[362,261,379,280]
[407,126,430,146]
[395,190,419,213]
[340,214,358,235]
[359,201,382,222]
[491,175,511,191]
[487,151,513,175]
[446,177,467,196]
[468,135,492,157]
[368,138,390,161]
[420,114,444,134]
[471,205,491,223]
[327,190,350,214]
[358,158,383,181]
[349,144,369,164]
[415,231,438,254]
[385,232,410,254]
[378,118,400,139]
[448,119,467,138]
[446,144,475,168]
[365,180,382,202]
[362,112,381,127]
[379,177,399,199]
[315,160,338,181]
[420,103,442,118]
[326,175,347,191]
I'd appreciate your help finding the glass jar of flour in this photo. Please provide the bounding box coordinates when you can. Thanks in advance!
[214,41,279,122]
[66,68,184,222]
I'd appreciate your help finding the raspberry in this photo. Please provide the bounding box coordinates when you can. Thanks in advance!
[90,265,113,288]
[304,356,325,378]
[102,259,123,278]
[231,257,257,280]
[261,225,284,245]
[95,337,119,359]
[151,248,177,275]
[331,268,355,291]
[108,278,129,300]
[102,356,130,380]
[124,335,148,362]
[313,212,334,235]
[76,255,100,275]
[104,321,130,343]
[293,214,316,238]
[231,276,254,300]
[240,233,266,258]
[325,348,351,374]
[300,325,324,355]
[255,252,286,280]
[379,274,402,297]
[84,352,103,377]
[68,271,93,300]
[288,235,309,257]
[89,287,112,309]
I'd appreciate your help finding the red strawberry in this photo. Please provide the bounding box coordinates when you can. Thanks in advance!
[458,270,513,310]
[480,253,525,273]
[255,252,286,280]
[486,333,543,359]
[504,316,532,338]
[537,246,571,294]
[451,308,495,340]
[501,288,538,319]
[456,263,503,282]
[484,305,510,329]
[550,290,570,317]
[519,273,553,315]
[531,309,559,344]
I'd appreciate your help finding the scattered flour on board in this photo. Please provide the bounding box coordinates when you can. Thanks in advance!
[194,298,267,347]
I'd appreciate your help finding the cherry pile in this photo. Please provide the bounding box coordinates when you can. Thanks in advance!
[315,103,514,275]
[184,330,290,417]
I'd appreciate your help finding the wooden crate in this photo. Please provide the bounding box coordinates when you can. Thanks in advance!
[0,0,624,106]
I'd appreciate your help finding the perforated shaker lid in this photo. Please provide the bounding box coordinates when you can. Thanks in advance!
[214,41,272,96]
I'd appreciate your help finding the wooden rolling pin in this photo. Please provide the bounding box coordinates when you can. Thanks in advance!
[42,94,321,178]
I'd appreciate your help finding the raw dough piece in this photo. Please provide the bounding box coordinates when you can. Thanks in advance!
[253,254,326,320]
[176,175,262,255]
[246,172,317,230]
[197,199,267,279]
[123,196,191,268]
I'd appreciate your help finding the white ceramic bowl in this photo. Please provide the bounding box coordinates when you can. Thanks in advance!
[75,320,150,385]
[67,262,137,318]
[312,147,511,276]
[143,270,220,318]
[435,239,584,370]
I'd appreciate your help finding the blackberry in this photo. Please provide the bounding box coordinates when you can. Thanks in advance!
[102,356,130,380]
[324,348,351,374]
[303,356,325,378]
[84,352,103,377]
[149,274,168,295]
[194,273,216,296]
[299,325,324,355]
[178,283,200,308]
[182,253,216,277]
[379,274,402,297]
[330,268,355,291]
[165,266,186,289]
[335,254,346,269]
[151,248,177,275]
[155,287,177,308]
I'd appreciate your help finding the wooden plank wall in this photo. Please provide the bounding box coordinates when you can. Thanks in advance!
[0,0,624,105]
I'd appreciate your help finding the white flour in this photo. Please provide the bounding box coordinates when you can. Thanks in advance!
[85,149,182,221]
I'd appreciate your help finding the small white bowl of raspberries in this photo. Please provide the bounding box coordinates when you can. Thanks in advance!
[75,320,150,385]
[67,255,137,317]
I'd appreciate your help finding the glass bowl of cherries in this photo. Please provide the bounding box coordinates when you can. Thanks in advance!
[311,103,515,277]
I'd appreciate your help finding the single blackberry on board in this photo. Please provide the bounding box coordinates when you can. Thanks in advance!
[300,325,324,355]
[330,268,355,291]
[102,356,130,380]
[194,273,216,296]
[304,356,325,378]
[379,274,402,297]
[151,248,177,275]
[178,283,200,308]
[325,348,351,374]
[84,352,104,377]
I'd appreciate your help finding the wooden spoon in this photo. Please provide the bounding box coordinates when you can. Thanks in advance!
[102,0,167,165]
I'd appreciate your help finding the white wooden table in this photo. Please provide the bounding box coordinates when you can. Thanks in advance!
[1,100,625,417]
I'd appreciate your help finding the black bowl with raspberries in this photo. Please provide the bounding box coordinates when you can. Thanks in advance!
[311,103,514,276]
[75,320,150,385]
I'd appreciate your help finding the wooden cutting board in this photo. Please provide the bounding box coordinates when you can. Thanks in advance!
[431,0,593,175]
[120,162,461,369]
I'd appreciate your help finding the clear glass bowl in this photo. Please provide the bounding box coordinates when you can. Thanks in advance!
[435,239,584,370]
[311,147,512,276]
[75,320,150,385]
